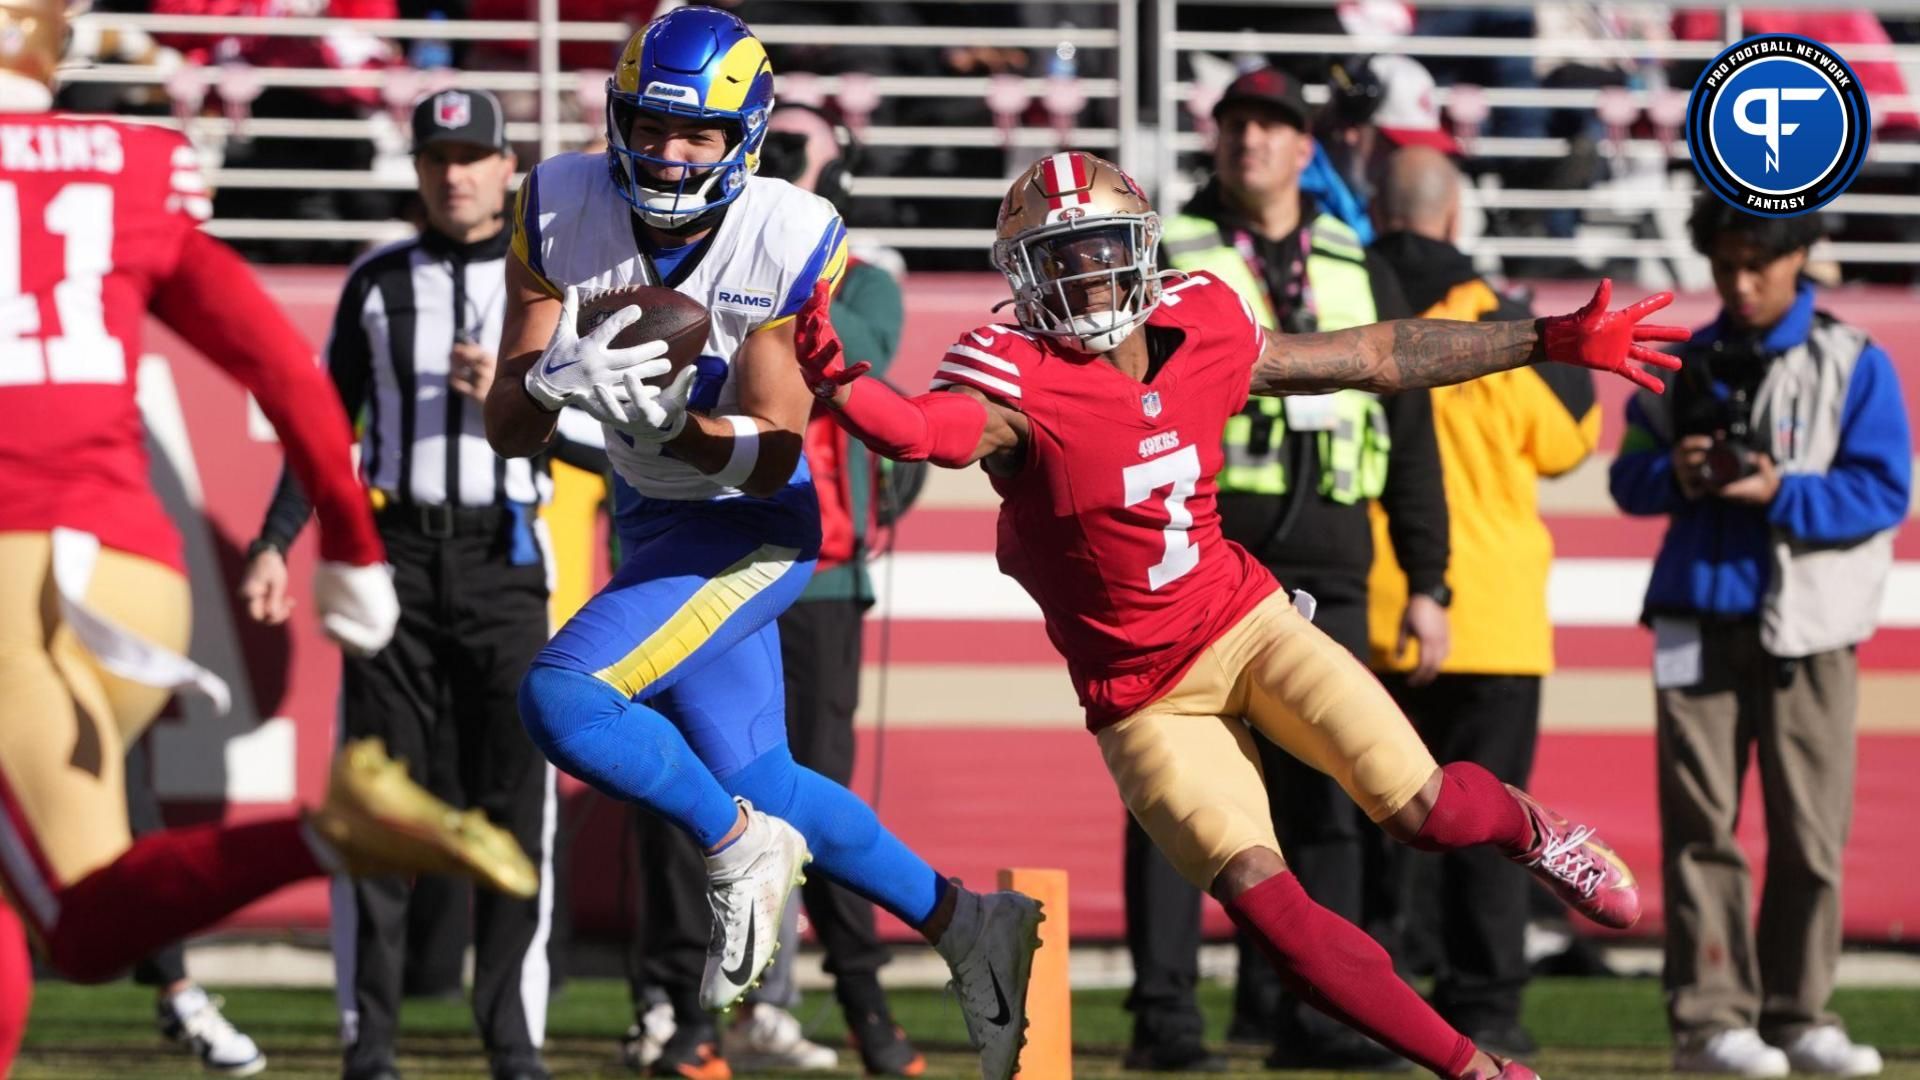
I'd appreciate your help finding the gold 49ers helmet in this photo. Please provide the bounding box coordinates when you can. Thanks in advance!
[0,0,65,88]
[992,151,1162,354]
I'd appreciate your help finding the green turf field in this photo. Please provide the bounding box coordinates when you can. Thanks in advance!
[16,976,1920,1078]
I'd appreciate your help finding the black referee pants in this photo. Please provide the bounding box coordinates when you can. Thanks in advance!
[628,597,890,1019]
[337,520,556,1078]
[1387,672,1541,1032]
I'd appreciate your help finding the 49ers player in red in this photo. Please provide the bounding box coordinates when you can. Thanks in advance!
[801,151,1688,1079]
[0,0,536,1067]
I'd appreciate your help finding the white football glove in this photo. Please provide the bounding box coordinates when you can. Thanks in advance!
[523,285,672,412]
[313,561,399,658]
[586,365,698,443]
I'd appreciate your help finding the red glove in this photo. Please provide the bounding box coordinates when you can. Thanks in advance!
[796,297,870,399]
[1541,279,1690,393]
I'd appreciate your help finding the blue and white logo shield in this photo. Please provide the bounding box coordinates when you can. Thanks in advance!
[1687,34,1870,217]
[1142,391,1162,419]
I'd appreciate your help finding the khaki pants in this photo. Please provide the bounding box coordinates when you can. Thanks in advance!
[1657,621,1856,1045]
[1099,590,1437,890]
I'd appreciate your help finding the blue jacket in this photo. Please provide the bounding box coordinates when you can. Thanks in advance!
[1609,283,1911,619]
[1299,142,1375,246]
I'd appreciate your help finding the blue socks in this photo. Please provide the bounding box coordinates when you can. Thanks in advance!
[721,746,943,927]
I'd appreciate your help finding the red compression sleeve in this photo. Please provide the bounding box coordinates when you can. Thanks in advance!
[152,230,383,566]
[835,380,991,468]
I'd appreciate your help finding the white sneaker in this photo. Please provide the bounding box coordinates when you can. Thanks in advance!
[157,985,266,1076]
[619,1001,675,1070]
[699,799,811,1012]
[1781,1026,1883,1077]
[1673,1028,1790,1077]
[721,1003,840,1071]
[936,888,1044,1080]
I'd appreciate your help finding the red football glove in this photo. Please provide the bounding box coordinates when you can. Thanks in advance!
[796,298,869,399]
[1541,279,1690,393]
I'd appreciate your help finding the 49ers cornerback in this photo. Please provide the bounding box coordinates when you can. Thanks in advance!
[801,150,1690,1080]
[0,0,538,1068]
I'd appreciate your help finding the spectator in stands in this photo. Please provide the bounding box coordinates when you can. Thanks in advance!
[124,736,267,1076]
[1366,145,1601,1061]
[620,99,925,1080]
[1610,199,1910,1079]
[240,89,562,1080]
[1309,53,1463,242]
[1124,65,1448,1074]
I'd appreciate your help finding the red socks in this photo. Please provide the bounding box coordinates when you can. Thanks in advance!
[1226,871,1476,1078]
[1410,762,1532,854]
[43,817,322,984]
[0,902,30,1078]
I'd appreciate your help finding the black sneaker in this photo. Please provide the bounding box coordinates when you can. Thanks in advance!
[845,1009,925,1077]
[648,1023,730,1080]
[490,1055,552,1080]
[1266,1029,1414,1071]
[1465,1023,1540,1061]
[1122,1039,1229,1072]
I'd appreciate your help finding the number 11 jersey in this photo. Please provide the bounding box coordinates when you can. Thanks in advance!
[931,271,1280,730]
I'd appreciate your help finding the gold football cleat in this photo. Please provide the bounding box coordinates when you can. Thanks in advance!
[307,738,538,898]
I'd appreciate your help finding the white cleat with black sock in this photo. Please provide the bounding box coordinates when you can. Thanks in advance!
[157,985,265,1077]
[699,798,811,1012]
[936,888,1045,1080]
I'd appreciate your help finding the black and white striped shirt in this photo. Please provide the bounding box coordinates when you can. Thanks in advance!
[258,225,605,549]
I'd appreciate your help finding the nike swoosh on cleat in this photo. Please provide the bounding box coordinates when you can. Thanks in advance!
[986,966,1011,1027]
[721,911,756,986]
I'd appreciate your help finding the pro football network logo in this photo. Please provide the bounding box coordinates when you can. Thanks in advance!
[1686,34,1870,217]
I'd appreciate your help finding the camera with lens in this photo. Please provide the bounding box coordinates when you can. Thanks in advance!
[1675,340,1768,489]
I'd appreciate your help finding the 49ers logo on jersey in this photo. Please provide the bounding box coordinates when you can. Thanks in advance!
[1138,430,1180,458]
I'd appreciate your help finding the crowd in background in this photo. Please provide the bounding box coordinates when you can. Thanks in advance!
[53,1,1920,276]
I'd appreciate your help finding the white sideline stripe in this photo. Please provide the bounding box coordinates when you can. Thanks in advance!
[945,343,1021,375]
[520,763,557,1047]
[931,362,1021,399]
[869,553,1920,627]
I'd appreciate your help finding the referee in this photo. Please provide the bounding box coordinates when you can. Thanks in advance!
[240,89,560,1080]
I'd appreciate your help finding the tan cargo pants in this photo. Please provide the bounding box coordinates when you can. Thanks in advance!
[1656,620,1857,1046]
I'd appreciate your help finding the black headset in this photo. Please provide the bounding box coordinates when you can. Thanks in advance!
[760,100,861,215]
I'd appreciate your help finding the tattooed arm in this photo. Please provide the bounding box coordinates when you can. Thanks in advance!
[1249,280,1689,397]
[1251,318,1542,396]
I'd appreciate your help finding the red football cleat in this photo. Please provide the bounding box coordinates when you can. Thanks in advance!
[1506,785,1641,930]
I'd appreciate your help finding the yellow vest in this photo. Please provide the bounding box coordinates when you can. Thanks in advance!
[1163,212,1387,503]
[1366,279,1602,675]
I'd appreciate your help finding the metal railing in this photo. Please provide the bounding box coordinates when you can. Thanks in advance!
[58,2,1920,273]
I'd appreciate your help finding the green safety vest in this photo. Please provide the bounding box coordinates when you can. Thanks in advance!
[1162,211,1389,503]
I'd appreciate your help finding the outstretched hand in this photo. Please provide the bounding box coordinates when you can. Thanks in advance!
[796,298,869,400]
[1540,279,1690,393]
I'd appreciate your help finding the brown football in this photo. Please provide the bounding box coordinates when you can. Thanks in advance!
[575,284,712,381]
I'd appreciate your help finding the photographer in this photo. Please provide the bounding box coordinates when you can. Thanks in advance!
[1609,199,1909,1079]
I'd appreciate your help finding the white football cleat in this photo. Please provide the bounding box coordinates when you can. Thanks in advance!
[699,799,811,1012]
[937,888,1044,1080]
[1673,1028,1790,1077]
[1781,1026,1883,1077]
[157,985,266,1077]
[721,1002,840,1071]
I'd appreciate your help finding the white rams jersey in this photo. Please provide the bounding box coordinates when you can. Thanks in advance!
[511,154,848,500]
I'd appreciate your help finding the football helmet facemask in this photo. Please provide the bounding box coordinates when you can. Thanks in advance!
[992,151,1163,355]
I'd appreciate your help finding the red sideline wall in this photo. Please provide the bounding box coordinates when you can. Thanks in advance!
[145,271,1920,945]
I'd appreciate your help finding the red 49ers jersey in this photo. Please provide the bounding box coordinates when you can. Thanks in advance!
[0,115,211,569]
[931,272,1280,728]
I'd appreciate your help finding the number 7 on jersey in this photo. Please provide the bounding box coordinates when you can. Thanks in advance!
[1123,445,1201,591]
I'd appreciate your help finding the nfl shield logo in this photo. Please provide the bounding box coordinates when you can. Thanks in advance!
[1142,391,1162,419]
[435,91,471,129]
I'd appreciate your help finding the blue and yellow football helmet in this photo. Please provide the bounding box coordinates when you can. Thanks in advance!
[606,6,774,231]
